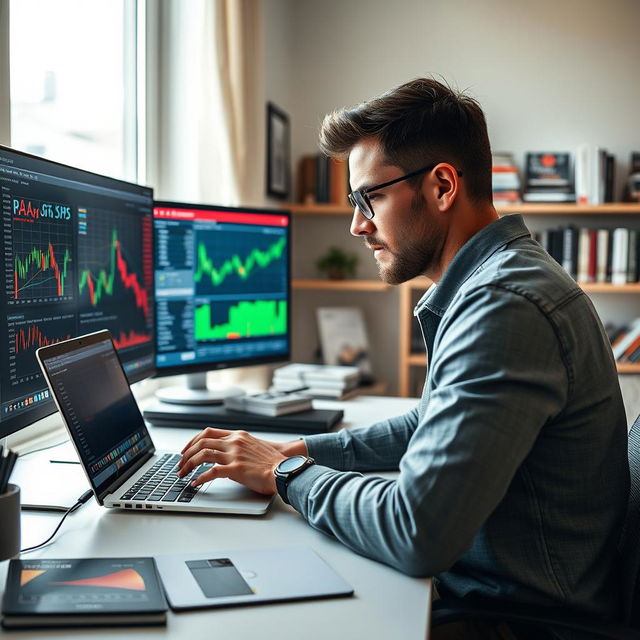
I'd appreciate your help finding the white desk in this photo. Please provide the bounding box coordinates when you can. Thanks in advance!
[1,396,432,639]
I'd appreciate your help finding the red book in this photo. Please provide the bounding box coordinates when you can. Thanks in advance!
[588,229,598,283]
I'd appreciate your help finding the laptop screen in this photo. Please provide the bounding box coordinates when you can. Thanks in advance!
[37,331,154,498]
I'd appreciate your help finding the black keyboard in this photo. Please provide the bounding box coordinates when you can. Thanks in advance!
[119,453,213,503]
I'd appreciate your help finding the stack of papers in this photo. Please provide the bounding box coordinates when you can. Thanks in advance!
[272,363,360,399]
[223,391,313,417]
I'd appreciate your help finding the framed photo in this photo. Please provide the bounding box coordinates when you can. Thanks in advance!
[266,102,290,199]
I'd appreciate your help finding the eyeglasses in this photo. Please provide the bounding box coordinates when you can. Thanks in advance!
[347,163,463,220]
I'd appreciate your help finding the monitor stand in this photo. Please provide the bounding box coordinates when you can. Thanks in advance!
[155,372,245,405]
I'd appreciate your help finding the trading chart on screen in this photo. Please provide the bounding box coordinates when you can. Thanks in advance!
[0,148,153,426]
[154,205,289,371]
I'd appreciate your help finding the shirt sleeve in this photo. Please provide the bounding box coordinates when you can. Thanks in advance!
[302,404,421,471]
[286,285,569,577]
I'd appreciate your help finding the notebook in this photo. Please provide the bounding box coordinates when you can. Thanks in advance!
[36,330,272,516]
[2,557,167,629]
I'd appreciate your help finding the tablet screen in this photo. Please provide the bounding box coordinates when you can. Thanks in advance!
[186,559,254,599]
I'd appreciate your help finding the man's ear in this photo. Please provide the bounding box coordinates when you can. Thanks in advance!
[423,163,460,212]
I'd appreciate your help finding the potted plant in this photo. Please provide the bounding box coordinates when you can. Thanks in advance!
[316,246,358,280]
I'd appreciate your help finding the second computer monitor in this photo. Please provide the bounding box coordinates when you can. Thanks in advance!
[153,201,290,393]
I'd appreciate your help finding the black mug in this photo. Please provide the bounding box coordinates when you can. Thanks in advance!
[0,484,20,560]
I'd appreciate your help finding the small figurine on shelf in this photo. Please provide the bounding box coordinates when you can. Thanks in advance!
[316,246,358,280]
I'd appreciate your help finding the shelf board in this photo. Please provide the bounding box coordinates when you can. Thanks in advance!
[292,278,389,291]
[405,277,433,290]
[289,203,640,216]
[407,353,427,366]
[617,362,640,374]
[580,282,640,293]
[496,203,640,215]
[289,203,351,215]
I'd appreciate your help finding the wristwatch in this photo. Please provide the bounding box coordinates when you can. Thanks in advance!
[274,455,316,505]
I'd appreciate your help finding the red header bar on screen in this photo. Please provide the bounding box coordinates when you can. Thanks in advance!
[154,207,289,227]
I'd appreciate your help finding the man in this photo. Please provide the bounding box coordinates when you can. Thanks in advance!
[178,78,629,630]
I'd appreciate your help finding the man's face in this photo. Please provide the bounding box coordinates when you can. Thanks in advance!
[348,138,446,284]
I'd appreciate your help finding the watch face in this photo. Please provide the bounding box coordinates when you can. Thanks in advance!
[278,455,308,474]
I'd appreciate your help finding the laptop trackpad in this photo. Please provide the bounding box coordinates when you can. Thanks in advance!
[196,478,272,510]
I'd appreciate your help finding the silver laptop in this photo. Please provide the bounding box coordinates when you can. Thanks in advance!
[36,330,272,515]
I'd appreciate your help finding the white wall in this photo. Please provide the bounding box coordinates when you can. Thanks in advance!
[289,0,640,188]
[264,0,640,396]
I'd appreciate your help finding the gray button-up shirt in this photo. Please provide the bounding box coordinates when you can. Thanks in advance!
[289,214,629,617]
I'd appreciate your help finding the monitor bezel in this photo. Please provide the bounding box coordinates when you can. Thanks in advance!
[0,144,155,439]
[152,200,291,379]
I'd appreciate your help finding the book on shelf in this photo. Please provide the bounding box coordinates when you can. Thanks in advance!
[535,224,640,285]
[609,318,640,361]
[491,152,521,205]
[1,557,167,629]
[523,152,575,203]
[223,390,313,417]
[625,152,640,202]
[296,153,349,205]
[575,144,616,205]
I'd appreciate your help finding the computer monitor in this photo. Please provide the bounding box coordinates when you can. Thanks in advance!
[0,145,155,439]
[153,201,290,404]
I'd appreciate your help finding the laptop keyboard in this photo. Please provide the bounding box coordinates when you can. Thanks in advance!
[119,453,214,503]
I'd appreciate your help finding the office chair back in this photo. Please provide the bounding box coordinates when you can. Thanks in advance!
[620,412,640,627]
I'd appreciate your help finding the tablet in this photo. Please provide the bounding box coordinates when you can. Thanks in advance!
[154,547,353,610]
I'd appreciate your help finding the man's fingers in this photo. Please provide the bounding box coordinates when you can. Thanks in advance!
[179,448,219,478]
[180,427,233,453]
[178,438,230,473]
[191,464,236,487]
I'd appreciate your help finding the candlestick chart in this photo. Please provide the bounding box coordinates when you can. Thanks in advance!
[6,198,75,304]
[77,210,153,349]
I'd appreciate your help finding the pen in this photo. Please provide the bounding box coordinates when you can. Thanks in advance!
[49,459,81,465]
[270,386,309,394]
[0,450,18,494]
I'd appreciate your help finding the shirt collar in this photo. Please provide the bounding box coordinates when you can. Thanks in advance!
[414,214,531,317]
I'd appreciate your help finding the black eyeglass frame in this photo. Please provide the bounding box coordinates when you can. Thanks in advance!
[348,163,464,220]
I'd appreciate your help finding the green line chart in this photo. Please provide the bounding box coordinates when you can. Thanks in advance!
[194,231,287,296]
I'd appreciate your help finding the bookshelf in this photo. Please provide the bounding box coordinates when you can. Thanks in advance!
[292,279,389,291]
[290,203,640,396]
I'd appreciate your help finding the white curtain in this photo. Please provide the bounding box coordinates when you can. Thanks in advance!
[148,0,264,206]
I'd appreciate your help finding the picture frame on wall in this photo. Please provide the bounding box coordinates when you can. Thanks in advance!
[266,102,290,199]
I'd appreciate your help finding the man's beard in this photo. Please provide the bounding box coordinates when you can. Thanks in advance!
[370,193,444,285]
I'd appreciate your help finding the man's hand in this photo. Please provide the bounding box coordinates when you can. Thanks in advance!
[177,427,307,495]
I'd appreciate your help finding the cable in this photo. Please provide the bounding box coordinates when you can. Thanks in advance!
[20,490,94,554]
[17,438,70,459]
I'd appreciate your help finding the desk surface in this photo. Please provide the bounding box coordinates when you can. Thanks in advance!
[1,396,431,639]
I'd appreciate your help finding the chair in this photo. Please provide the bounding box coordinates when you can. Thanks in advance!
[430,413,640,640]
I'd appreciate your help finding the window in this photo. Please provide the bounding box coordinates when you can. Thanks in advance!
[9,0,141,181]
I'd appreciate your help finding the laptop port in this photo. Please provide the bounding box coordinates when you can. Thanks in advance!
[125,504,132,509]
[145,505,152,509]
[135,504,142,509]
[113,504,120,508]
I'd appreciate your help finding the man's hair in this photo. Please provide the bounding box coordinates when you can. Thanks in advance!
[319,78,493,203]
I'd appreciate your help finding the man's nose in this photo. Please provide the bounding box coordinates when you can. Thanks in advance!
[350,208,376,237]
